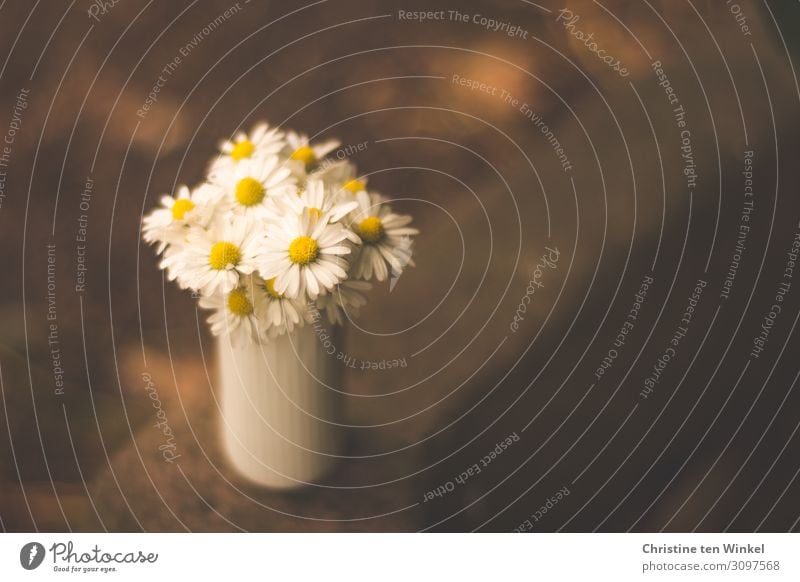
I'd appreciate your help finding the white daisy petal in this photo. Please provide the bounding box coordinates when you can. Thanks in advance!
[305,268,320,297]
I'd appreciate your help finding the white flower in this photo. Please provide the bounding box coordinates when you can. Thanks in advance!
[348,191,418,281]
[208,122,286,176]
[142,184,217,254]
[160,218,260,295]
[257,276,310,337]
[284,131,340,175]
[142,122,422,345]
[198,277,267,345]
[313,160,369,195]
[210,156,295,217]
[316,279,372,325]
[276,179,358,224]
[257,208,351,300]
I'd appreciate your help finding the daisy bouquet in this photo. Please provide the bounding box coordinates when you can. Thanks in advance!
[142,123,418,345]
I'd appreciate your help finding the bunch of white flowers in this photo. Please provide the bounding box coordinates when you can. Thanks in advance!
[143,123,418,344]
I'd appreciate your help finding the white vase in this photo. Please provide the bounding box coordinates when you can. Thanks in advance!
[217,324,341,489]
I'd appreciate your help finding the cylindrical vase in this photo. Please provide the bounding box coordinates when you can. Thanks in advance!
[218,325,340,489]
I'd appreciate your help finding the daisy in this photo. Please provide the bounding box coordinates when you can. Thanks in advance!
[316,279,372,325]
[341,177,368,194]
[141,122,421,346]
[348,191,418,281]
[284,131,340,174]
[276,178,358,225]
[160,217,260,295]
[313,160,368,194]
[208,122,286,177]
[210,156,295,217]
[142,184,217,254]
[257,208,352,300]
[257,276,310,337]
[198,277,267,345]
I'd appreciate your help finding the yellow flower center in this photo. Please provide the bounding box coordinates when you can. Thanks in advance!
[343,179,365,193]
[290,146,316,169]
[357,216,384,243]
[308,207,322,218]
[230,140,255,161]
[171,199,195,220]
[227,287,253,316]
[264,277,282,299]
[288,235,319,265]
[235,177,266,207]
[208,241,241,270]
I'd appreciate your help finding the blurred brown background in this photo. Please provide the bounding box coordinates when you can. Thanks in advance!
[2,0,800,531]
